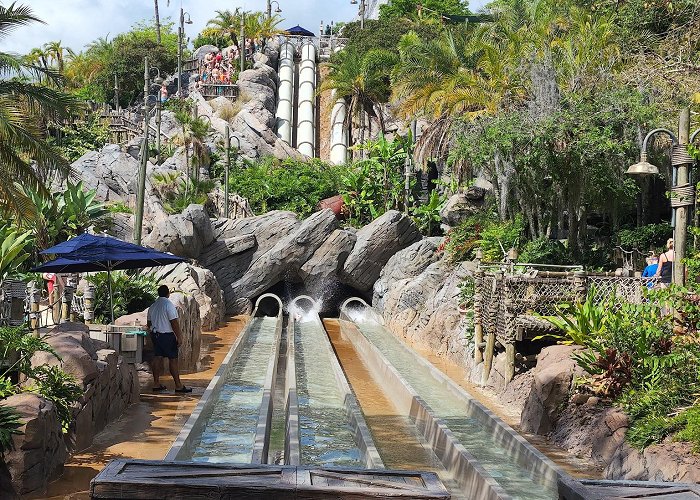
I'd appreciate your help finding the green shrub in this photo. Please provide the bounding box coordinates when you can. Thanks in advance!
[444,211,523,263]
[28,365,82,433]
[86,272,158,324]
[519,238,572,265]
[50,113,109,162]
[617,223,672,252]
[673,406,700,453]
[228,157,345,218]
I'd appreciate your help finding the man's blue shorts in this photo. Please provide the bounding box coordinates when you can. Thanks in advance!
[152,331,178,359]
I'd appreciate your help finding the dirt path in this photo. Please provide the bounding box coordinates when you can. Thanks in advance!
[37,316,248,500]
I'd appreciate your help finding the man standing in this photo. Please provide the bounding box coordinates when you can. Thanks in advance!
[147,285,192,393]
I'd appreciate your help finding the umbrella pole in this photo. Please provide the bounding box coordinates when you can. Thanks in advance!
[108,267,115,324]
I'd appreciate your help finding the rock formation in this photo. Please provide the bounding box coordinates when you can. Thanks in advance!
[3,323,138,497]
[341,210,422,292]
[149,262,225,331]
[0,394,66,498]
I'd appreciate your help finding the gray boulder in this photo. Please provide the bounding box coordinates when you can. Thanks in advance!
[381,259,474,365]
[230,209,338,299]
[150,262,225,331]
[341,210,422,292]
[373,237,442,310]
[143,204,214,259]
[193,44,219,60]
[521,345,585,434]
[207,211,301,308]
[439,189,485,227]
[299,229,357,297]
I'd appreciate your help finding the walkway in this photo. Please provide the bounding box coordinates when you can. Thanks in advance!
[36,317,248,500]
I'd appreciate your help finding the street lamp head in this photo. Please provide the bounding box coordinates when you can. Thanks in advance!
[626,152,659,176]
[275,6,282,13]
[153,76,164,85]
[351,0,358,4]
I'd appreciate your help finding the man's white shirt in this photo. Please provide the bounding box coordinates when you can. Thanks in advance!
[148,297,178,333]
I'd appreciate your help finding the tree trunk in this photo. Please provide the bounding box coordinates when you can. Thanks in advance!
[154,0,162,45]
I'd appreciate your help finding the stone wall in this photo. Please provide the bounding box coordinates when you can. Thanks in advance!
[30,323,140,452]
[2,323,138,497]
[0,394,66,498]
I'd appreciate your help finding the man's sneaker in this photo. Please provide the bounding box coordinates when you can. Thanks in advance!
[175,386,192,393]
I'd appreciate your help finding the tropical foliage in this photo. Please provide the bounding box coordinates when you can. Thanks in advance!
[85,272,158,325]
[200,10,282,47]
[541,288,700,451]
[0,3,81,220]
[227,157,344,218]
[0,326,82,434]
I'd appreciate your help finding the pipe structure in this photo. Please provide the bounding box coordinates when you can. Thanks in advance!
[275,40,295,145]
[329,89,348,165]
[296,41,317,157]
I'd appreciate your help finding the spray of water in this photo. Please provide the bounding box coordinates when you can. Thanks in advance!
[288,295,322,323]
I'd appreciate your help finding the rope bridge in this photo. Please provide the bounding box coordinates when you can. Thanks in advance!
[473,266,656,385]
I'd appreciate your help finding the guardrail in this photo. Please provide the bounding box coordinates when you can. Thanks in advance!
[199,83,239,101]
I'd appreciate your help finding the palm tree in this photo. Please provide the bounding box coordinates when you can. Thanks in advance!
[0,3,81,219]
[154,0,162,44]
[206,10,240,45]
[319,48,398,153]
[391,25,526,167]
[43,40,74,75]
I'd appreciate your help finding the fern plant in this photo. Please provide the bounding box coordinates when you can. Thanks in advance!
[0,404,22,456]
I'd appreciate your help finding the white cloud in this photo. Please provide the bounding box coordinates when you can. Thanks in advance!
[0,0,490,55]
[1,0,358,54]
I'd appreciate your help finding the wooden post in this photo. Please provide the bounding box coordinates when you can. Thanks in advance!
[503,273,516,385]
[62,286,74,324]
[84,286,95,323]
[505,343,515,385]
[574,270,587,302]
[473,266,484,365]
[29,284,40,337]
[481,269,501,386]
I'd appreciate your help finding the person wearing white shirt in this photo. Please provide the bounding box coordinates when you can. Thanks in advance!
[146,285,191,393]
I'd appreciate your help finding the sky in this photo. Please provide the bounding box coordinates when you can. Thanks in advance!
[1,0,489,55]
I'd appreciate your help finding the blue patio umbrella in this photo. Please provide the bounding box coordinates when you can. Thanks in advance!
[285,25,316,37]
[33,233,186,323]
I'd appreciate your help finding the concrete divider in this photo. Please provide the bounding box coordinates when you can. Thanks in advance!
[284,316,301,465]
[166,295,284,464]
[252,306,284,464]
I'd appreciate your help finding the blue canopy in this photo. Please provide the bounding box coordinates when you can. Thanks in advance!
[285,25,315,37]
[34,233,186,323]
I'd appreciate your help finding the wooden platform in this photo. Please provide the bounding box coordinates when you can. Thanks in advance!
[560,477,700,500]
[90,460,450,499]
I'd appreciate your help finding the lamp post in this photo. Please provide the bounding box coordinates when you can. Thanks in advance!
[113,74,120,113]
[224,125,241,219]
[239,10,245,74]
[177,8,193,98]
[266,0,282,20]
[350,0,366,29]
[626,108,700,286]
[134,58,162,245]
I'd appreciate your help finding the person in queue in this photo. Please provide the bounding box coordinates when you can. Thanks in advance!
[147,285,191,393]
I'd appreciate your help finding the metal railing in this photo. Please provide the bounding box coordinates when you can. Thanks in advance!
[199,83,239,100]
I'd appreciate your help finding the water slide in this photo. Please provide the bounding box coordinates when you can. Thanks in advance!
[340,298,572,500]
[166,294,284,464]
